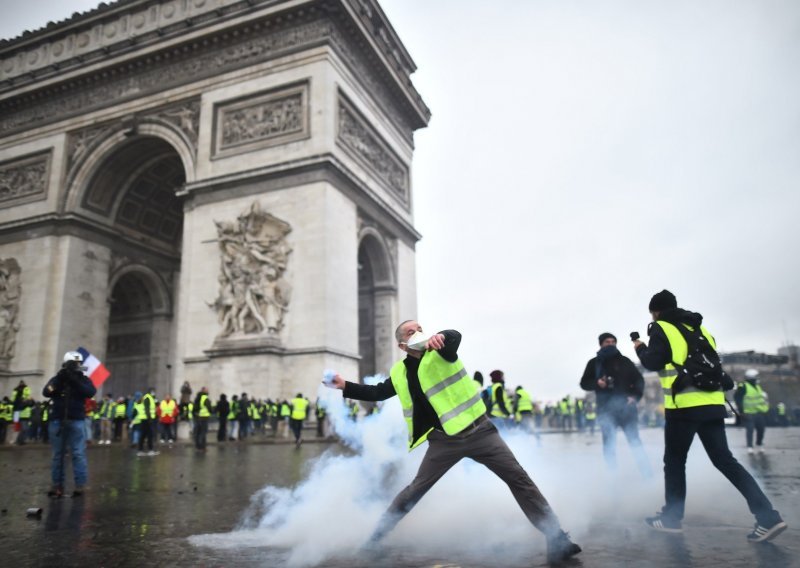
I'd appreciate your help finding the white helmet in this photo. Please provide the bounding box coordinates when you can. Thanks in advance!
[63,351,84,364]
[744,368,759,379]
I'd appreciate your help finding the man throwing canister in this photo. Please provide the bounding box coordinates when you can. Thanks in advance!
[325,320,581,564]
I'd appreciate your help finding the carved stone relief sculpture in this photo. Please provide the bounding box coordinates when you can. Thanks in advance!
[0,258,21,369]
[210,202,292,340]
[0,151,50,208]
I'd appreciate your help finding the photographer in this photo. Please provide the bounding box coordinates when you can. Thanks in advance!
[580,332,652,478]
[633,289,786,541]
[42,351,97,498]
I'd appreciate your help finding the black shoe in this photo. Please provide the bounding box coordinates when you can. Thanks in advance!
[47,485,64,498]
[645,513,682,533]
[747,519,787,543]
[71,486,85,498]
[546,530,581,564]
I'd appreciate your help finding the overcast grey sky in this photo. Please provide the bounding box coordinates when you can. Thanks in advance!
[3,1,799,400]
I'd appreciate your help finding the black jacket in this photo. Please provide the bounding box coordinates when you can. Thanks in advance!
[580,350,644,412]
[42,367,97,421]
[634,307,727,421]
[343,330,461,447]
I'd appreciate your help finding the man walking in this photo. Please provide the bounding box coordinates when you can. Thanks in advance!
[193,386,213,451]
[634,290,786,542]
[580,332,652,477]
[325,320,581,564]
[735,369,769,454]
[289,393,309,446]
[42,351,97,497]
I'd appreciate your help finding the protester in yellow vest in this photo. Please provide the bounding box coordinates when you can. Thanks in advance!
[289,394,309,446]
[324,319,581,564]
[634,289,786,542]
[193,387,213,451]
[158,394,179,443]
[734,369,769,454]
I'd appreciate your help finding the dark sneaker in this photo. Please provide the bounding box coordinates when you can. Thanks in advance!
[72,486,85,498]
[546,530,582,564]
[747,519,787,543]
[47,485,64,498]
[645,514,682,533]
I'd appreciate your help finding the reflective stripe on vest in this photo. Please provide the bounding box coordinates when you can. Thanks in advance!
[742,382,768,414]
[390,351,486,451]
[290,398,309,420]
[655,320,725,410]
[197,394,211,418]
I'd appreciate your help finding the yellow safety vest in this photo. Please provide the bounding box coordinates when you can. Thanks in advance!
[114,403,126,418]
[159,399,177,418]
[280,403,291,417]
[132,402,145,425]
[197,394,211,418]
[655,320,725,410]
[142,393,157,420]
[390,351,486,451]
[490,383,510,418]
[290,398,309,420]
[516,389,534,412]
[742,382,768,414]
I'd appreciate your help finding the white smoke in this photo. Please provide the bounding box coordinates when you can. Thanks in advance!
[190,382,784,566]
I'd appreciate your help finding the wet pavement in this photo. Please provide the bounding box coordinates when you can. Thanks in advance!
[1,427,798,567]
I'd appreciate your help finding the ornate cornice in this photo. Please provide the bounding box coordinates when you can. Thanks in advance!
[0,0,429,137]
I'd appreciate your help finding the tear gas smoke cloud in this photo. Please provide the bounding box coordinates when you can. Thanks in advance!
[190,388,781,566]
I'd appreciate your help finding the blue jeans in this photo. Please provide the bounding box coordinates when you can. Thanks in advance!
[598,398,652,478]
[49,420,88,487]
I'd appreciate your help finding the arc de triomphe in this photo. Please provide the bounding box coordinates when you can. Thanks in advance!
[0,0,428,400]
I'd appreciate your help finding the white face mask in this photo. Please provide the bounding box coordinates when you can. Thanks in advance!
[404,331,429,351]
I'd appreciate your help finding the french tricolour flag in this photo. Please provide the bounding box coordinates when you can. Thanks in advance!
[77,347,111,388]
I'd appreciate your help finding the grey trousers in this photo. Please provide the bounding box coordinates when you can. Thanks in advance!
[370,418,561,541]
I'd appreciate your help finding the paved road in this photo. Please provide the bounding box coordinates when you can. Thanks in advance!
[1,427,798,567]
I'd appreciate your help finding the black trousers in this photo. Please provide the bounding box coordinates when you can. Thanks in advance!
[195,418,209,449]
[217,417,227,441]
[138,420,154,451]
[662,418,779,526]
[289,419,304,442]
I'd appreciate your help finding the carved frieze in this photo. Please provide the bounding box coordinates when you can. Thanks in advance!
[210,202,293,340]
[0,19,332,136]
[213,82,309,158]
[0,0,247,82]
[0,258,21,369]
[0,151,50,208]
[337,95,408,202]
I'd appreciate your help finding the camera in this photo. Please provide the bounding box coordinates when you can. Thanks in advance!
[630,331,640,341]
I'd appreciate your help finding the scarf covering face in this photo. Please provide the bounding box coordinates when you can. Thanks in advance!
[595,345,620,380]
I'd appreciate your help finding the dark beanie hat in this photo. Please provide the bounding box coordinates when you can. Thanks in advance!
[649,289,677,312]
[489,370,504,383]
[598,332,617,345]
[473,371,484,385]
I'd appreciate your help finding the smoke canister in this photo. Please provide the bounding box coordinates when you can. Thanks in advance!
[26,508,43,518]
[322,370,337,385]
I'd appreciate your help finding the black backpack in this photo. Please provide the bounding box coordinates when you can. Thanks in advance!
[669,323,733,398]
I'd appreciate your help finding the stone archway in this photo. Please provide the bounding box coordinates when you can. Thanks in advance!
[357,230,396,379]
[105,267,171,397]
[78,135,185,397]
